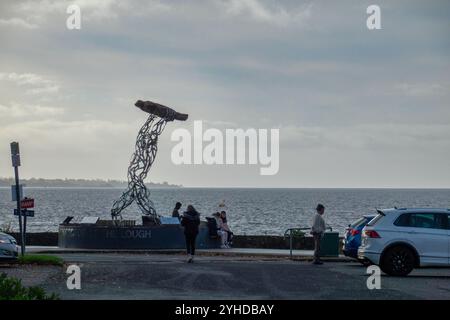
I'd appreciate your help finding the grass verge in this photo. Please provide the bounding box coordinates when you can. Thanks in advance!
[18,254,64,266]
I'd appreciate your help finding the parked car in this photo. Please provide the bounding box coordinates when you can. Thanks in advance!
[343,215,375,259]
[358,208,450,276]
[0,232,19,260]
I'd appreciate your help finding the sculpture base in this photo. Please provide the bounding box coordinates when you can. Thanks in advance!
[58,221,220,250]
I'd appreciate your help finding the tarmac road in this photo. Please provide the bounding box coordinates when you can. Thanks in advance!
[27,253,450,300]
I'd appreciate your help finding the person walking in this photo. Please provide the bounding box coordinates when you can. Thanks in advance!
[180,205,200,263]
[311,204,326,265]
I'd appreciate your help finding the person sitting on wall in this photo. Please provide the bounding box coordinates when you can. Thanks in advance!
[213,212,228,249]
[220,211,233,247]
[172,202,182,220]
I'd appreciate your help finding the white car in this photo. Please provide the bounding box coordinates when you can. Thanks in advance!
[358,208,449,276]
[0,232,19,260]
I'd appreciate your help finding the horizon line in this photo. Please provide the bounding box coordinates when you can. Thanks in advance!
[0,177,449,189]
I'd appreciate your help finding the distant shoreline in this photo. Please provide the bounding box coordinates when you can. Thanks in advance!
[0,186,449,190]
[0,178,182,189]
[0,178,448,189]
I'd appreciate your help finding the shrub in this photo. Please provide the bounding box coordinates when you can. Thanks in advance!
[0,223,14,233]
[0,273,59,300]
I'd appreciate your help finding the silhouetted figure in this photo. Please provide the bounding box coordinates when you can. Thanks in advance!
[172,202,182,220]
[221,211,233,246]
[180,205,200,263]
[311,204,326,265]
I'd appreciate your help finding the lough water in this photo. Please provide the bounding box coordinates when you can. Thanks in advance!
[1,188,449,235]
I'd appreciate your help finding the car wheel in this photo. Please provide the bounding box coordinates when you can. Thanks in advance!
[380,246,415,276]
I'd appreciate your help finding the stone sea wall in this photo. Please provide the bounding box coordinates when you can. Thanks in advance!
[8,232,343,250]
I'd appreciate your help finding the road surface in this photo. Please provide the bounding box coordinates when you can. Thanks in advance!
[3,253,448,300]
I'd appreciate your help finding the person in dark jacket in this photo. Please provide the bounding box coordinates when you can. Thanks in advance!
[172,202,182,220]
[180,204,201,263]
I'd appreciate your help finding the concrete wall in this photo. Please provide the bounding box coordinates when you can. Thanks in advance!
[8,232,343,250]
[233,235,316,250]
[9,232,58,246]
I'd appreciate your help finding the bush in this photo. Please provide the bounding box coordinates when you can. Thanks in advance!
[0,273,59,300]
[18,254,64,266]
[0,223,14,233]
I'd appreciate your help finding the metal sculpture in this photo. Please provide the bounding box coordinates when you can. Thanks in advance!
[111,100,188,223]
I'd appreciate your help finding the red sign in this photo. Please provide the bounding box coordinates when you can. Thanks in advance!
[20,198,34,209]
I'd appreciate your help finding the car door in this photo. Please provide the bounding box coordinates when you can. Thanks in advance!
[407,213,448,266]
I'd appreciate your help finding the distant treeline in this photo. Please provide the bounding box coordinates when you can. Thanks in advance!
[0,178,181,188]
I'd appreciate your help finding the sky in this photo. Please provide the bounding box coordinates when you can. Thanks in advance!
[0,0,449,188]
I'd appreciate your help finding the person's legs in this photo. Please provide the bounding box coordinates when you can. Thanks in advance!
[313,233,322,264]
[190,234,197,256]
[219,231,227,248]
[226,231,233,243]
[185,233,192,255]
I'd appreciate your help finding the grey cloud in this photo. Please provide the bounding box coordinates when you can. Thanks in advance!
[0,0,449,187]
[0,17,38,29]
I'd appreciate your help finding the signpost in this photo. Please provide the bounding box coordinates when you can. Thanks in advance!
[9,142,36,256]
[20,197,34,238]
[10,142,25,255]
[11,184,23,201]
[14,209,35,217]
[20,198,34,209]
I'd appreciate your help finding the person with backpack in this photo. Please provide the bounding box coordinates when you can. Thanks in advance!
[180,205,201,263]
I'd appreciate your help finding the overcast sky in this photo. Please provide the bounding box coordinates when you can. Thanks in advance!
[0,0,449,188]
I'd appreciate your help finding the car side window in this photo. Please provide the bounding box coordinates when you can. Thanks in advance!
[394,213,410,227]
[411,213,436,229]
[394,213,447,229]
[434,214,448,230]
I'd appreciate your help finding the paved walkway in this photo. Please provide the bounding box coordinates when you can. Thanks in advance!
[25,246,352,261]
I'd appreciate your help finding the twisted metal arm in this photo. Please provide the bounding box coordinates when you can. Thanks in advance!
[111,100,188,223]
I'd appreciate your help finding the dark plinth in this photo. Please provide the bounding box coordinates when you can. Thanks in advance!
[58,221,220,250]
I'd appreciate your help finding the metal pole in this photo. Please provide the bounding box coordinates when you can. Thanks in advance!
[23,214,27,248]
[14,166,25,256]
[289,229,293,260]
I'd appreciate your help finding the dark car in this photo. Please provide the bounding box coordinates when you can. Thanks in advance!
[342,215,375,259]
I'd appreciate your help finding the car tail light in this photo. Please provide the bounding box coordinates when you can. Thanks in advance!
[364,230,381,238]
[350,229,360,236]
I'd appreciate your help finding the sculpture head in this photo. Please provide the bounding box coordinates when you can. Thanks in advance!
[135,100,188,121]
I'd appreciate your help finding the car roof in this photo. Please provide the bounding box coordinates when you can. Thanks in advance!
[379,208,450,214]
[0,232,12,238]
